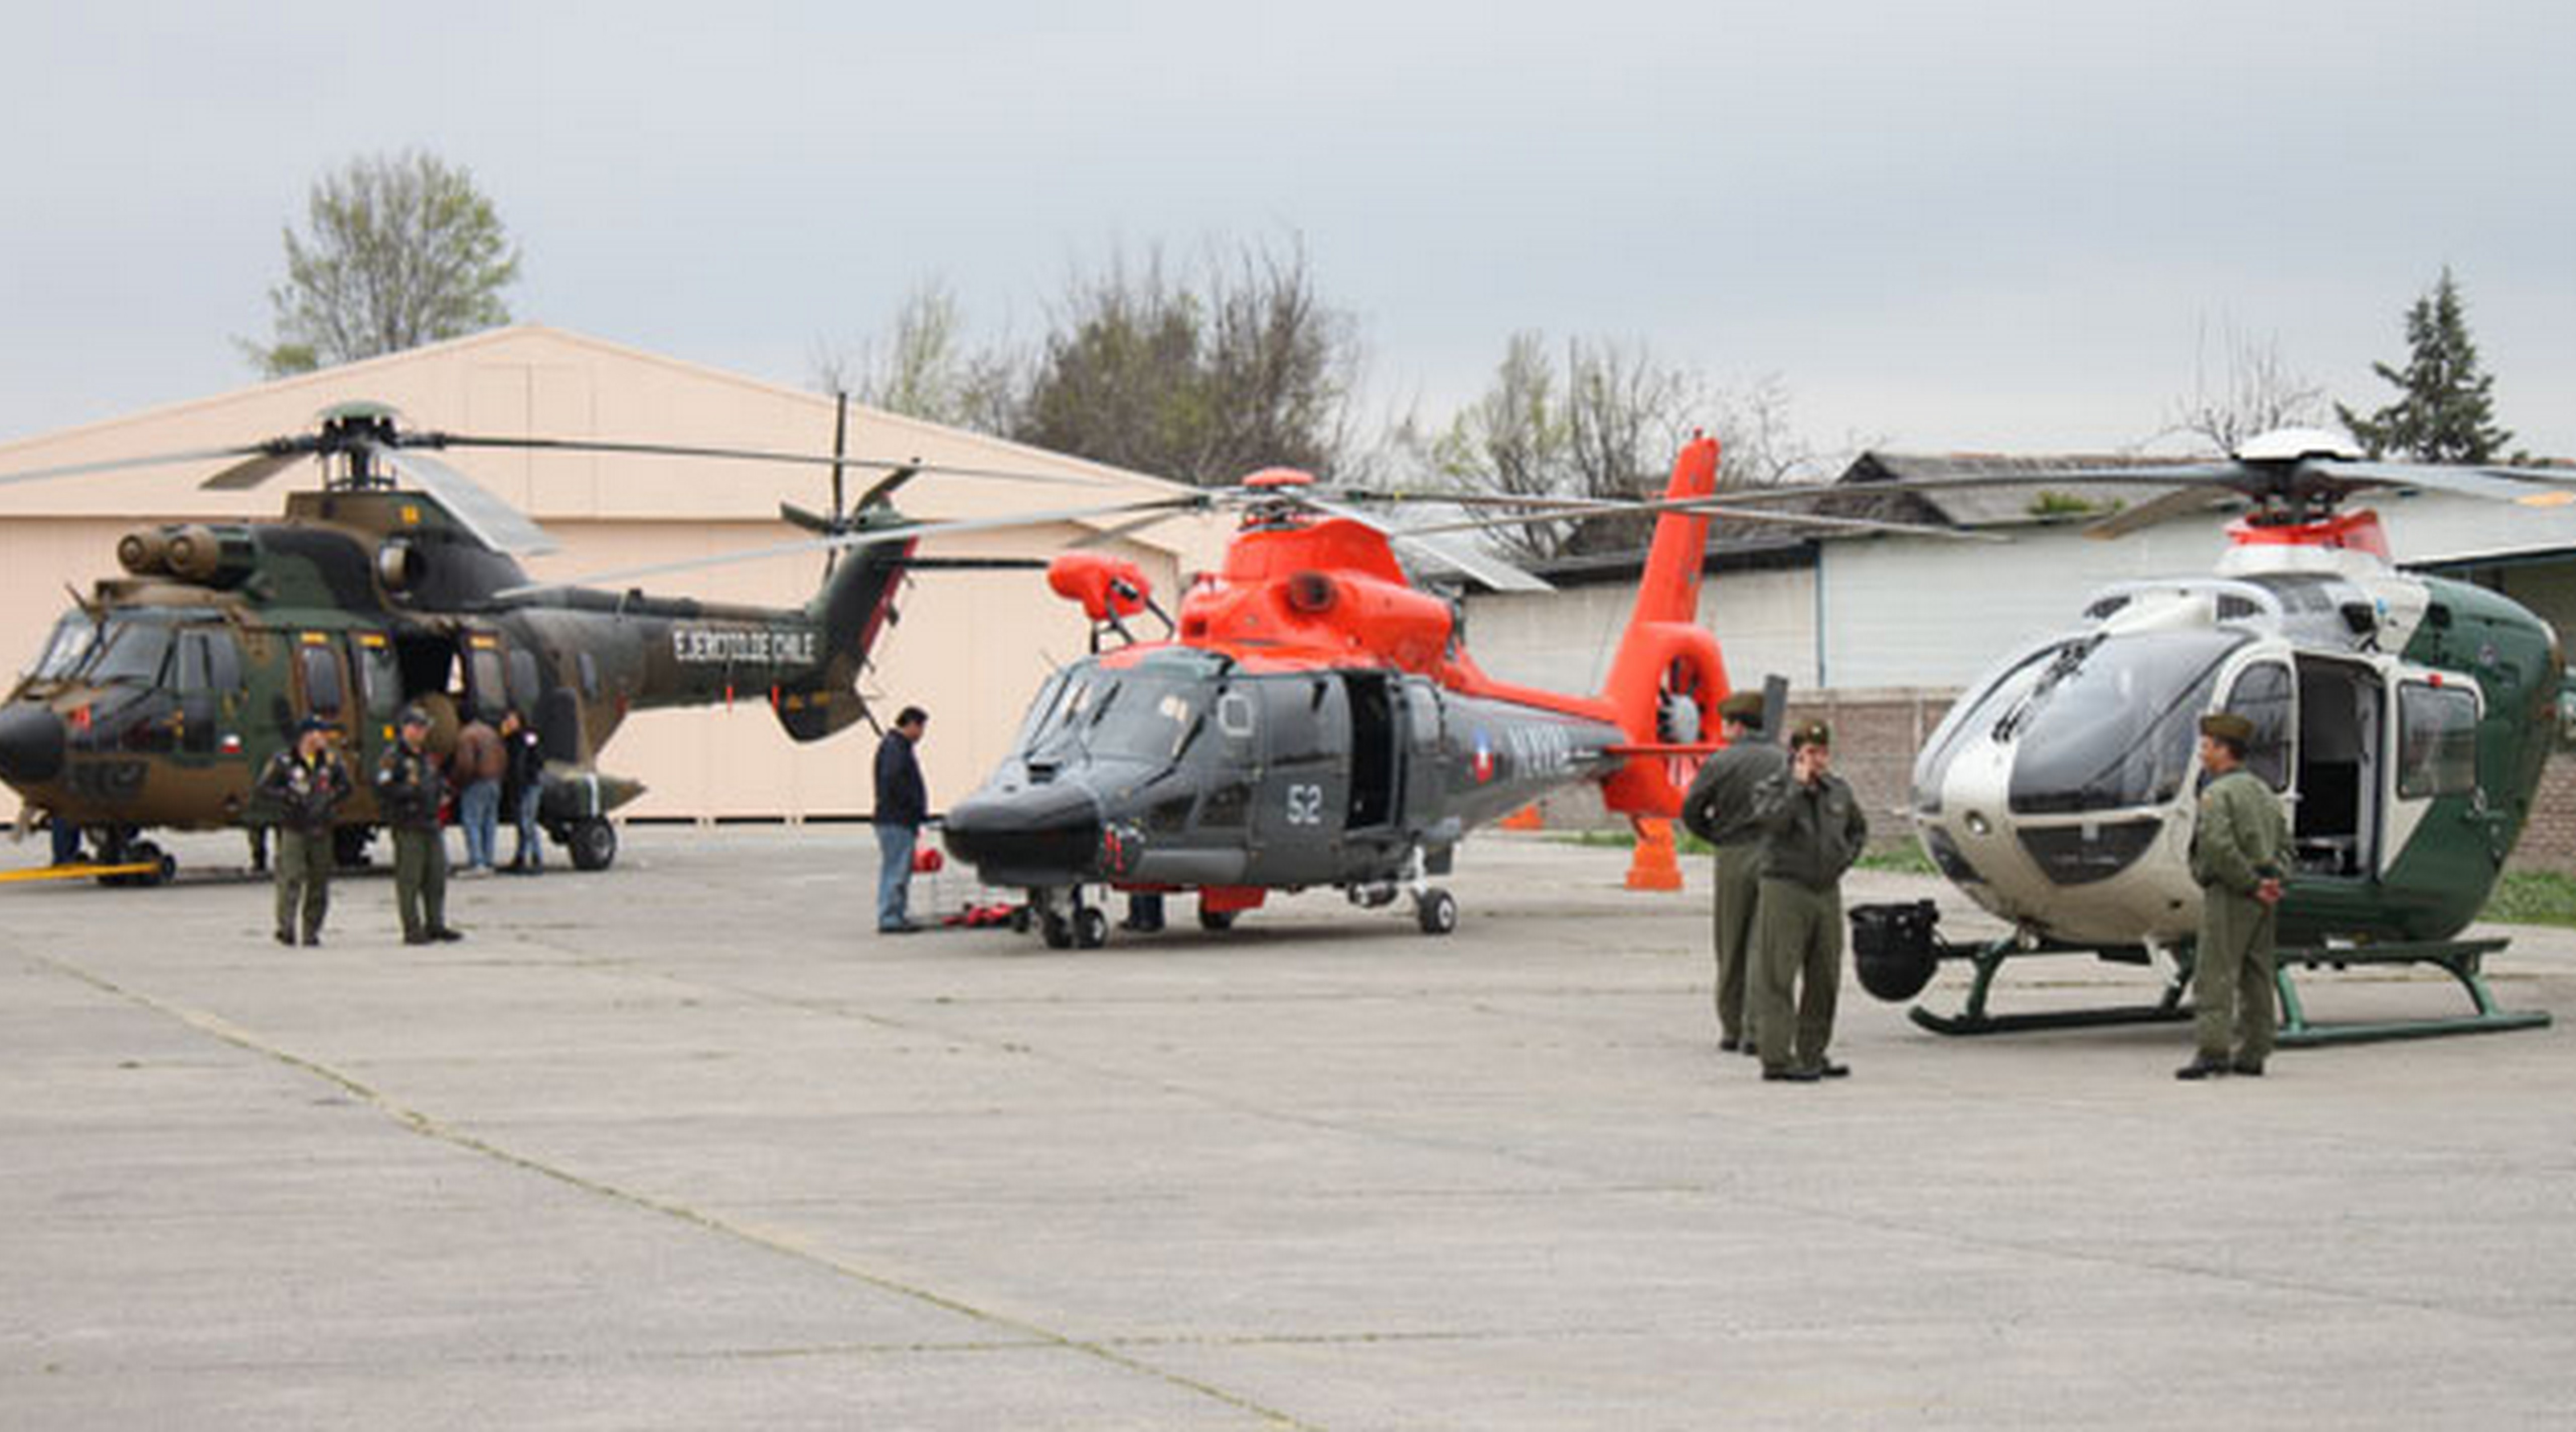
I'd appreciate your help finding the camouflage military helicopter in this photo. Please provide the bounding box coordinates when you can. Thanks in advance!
[1817,429,2576,1042]
[0,399,1139,883]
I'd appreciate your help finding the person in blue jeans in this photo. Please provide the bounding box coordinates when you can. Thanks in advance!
[451,714,504,876]
[500,709,546,874]
[873,707,930,933]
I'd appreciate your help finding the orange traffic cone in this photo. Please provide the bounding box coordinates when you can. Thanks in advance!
[1500,803,1544,831]
[1625,817,1683,891]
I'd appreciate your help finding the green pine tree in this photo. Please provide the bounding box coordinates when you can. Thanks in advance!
[2335,268,2513,461]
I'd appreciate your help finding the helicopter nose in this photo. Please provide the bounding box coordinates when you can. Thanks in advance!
[941,782,1104,885]
[0,705,68,786]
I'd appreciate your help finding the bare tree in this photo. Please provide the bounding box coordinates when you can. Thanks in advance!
[248,151,519,377]
[2165,318,2325,454]
[1015,237,1363,483]
[1410,334,1738,563]
[814,281,1027,436]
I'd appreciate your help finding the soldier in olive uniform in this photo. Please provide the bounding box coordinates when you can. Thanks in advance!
[253,715,352,946]
[1747,719,1869,1082]
[377,706,463,946]
[1678,690,1785,1055]
[2180,711,2290,1080]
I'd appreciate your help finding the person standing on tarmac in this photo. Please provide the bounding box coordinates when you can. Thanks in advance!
[499,708,545,875]
[2178,711,2290,1081]
[873,706,930,934]
[377,706,463,945]
[254,715,352,946]
[451,712,505,877]
[1747,719,1869,1083]
[1678,690,1785,1057]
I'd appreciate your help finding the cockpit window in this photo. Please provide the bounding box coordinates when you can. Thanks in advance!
[1912,640,2057,812]
[1012,664,1199,768]
[2005,629,2249,814]
[86,620,175,686]
[30,610,99,680]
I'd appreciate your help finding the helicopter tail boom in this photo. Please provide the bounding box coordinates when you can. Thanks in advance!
[775,535,915,741]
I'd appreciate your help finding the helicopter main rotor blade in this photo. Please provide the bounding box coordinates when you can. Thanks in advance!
[1302,495,1554,592]
[367,443,561,556]
[428,434,1111,489]
[1393,497,2003,544]
[0,442,284,488]
[201,449,310,490]
[2301,458,2561,503]
[2080,482,2242,540]
[491,495,1207,600]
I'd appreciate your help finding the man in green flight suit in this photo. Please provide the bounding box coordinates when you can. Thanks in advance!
[2180,711,2290,1080]
[377,706,464,946]
[254,715,352,947]
[1679,690,1785,1055]
[1747,718,1869,1083]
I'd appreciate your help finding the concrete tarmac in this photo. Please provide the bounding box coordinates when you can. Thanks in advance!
[5,826,2573,1429]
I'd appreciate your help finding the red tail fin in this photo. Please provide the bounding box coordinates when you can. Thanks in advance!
[1596,436,1731,816]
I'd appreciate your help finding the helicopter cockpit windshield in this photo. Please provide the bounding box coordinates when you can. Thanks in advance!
[27,609,100,683]
[2004,628,2248,814]
[82,616,179,687]
[1014,661,1203,770]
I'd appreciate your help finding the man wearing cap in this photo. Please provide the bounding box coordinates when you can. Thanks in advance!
[2180,711,2290,1080]
[1679,689,1785,1055]
[1746,718,1869,1082]
[376,706,463,946]
[254,716,352,946]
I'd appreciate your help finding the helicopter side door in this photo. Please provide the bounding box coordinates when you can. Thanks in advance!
[290,631,352,743]
[2214,645,2298,854]
[2288,653,2384,879]
[171,623,246,759]
[1252,673,1350,884]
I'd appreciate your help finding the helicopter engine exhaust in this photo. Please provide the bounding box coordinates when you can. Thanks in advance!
[116,528,171,575]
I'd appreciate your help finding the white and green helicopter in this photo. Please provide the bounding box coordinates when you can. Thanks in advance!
[1837,430,2576,1045]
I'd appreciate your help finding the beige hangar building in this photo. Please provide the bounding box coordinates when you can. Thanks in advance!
[0,325,1232,829]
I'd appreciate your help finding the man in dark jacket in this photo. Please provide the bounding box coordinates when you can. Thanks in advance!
[500,708,546,874]
[255,716,352,946]
[1747,719,1869,1082]
[377,706,462,945]
[874,706,930,933]
[1678,690,1785,1055]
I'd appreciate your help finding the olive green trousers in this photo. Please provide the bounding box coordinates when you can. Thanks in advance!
[272,828,331,940]
[2194,887,2277,1065]
[1711,841,1763,1044]
[1754,877,1841,1071]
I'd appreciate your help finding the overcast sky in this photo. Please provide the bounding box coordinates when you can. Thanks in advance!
[4,1,2568,463]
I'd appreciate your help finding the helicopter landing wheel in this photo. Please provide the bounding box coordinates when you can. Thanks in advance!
[1073,905,1110,950]
[1414,886,1458,936]
[1197,907,1239,932]
[567,818,617,872]
[1039,912,1075,950]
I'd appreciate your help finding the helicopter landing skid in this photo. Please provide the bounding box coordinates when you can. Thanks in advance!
[1907,936,2553,1044]
[2272,939,2552,1046]
[1906,937,2193,1036]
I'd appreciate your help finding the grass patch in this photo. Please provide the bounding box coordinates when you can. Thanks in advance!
[2483,870,2576,928]
[1855,843,1939,876]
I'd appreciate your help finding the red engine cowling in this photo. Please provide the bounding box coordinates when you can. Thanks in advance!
[1048,553,1153,622]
